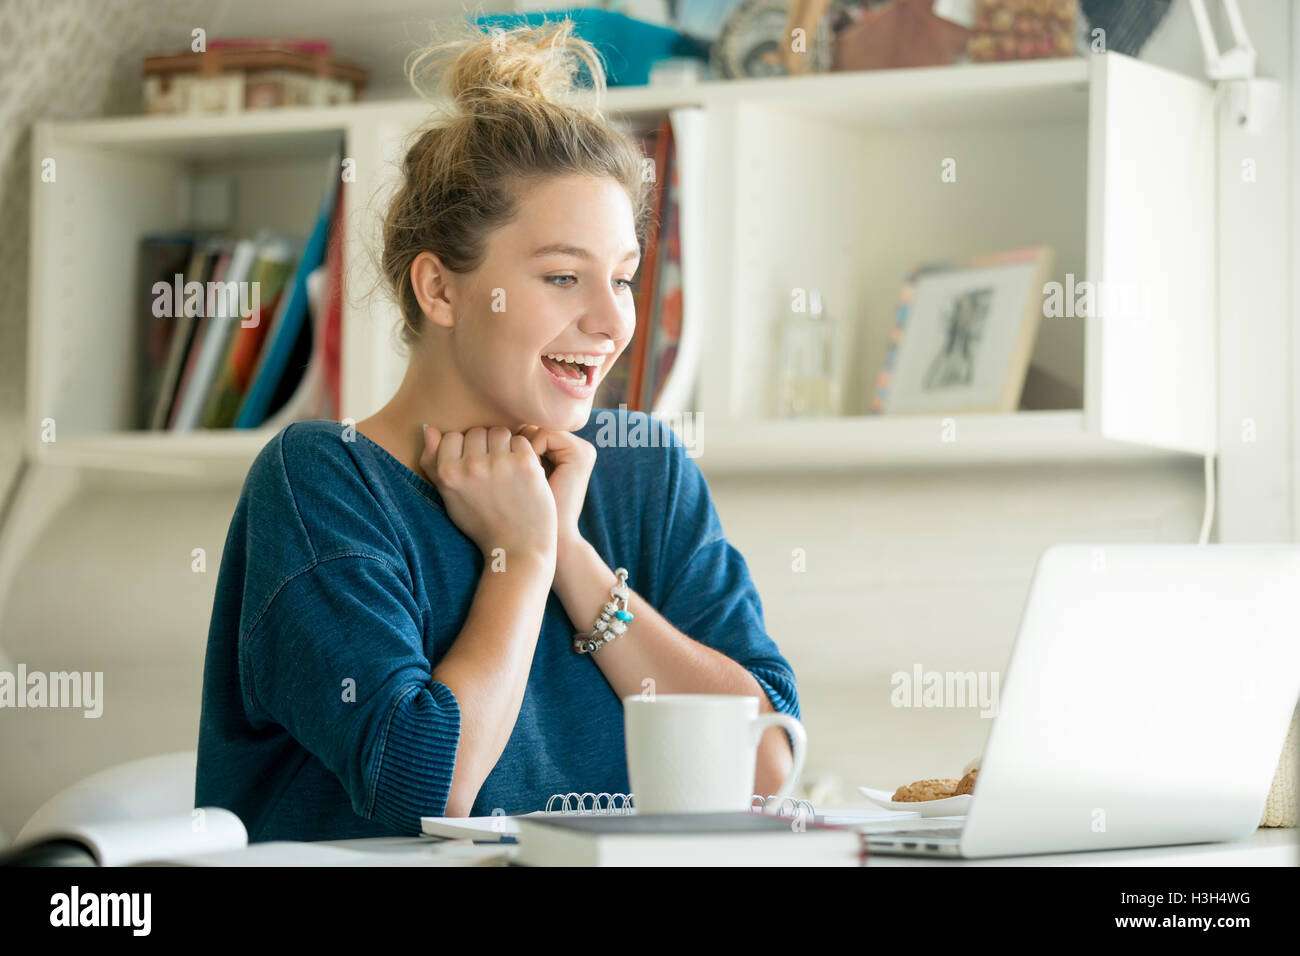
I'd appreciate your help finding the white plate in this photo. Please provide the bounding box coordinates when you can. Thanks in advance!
[858,786,973,817]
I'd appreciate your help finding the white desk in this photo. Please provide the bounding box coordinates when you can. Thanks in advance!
[314,826,1297,867]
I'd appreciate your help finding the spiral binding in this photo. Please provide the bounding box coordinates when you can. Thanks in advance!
[750,794,817,821]
[544,792,637,814]
[541,792,816,819]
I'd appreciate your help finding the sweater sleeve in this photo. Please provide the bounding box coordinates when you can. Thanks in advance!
[650,420,801,721]
[240,553,461,833]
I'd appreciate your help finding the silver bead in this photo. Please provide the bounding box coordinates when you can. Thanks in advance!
[603,602,618,615]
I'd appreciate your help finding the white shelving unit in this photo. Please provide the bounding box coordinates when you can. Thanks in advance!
[24,52,1216,481]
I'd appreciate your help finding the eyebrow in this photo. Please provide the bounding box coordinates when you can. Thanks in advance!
[530,243,640,262]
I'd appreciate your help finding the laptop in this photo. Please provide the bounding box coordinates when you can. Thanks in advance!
[864,543,1300,859]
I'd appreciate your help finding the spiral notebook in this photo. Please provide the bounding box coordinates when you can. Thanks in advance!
[420,793,910,842]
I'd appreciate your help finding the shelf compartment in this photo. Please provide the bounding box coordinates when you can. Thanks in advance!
[691,410,1187,475]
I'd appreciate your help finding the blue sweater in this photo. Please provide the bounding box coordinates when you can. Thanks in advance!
[195,410,800,842]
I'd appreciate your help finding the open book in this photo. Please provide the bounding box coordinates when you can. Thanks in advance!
[3,808,506,867]
[5,808,247,866]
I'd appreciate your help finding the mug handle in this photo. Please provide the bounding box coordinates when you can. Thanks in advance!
[749,713,807,805]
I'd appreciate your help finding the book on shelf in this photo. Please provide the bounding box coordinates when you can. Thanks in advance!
[260,178,345,428]
[596,117,672,413]
[145,236,225,430]
[199,237,298,428]
[166,243,232,429]
[594,112,694,417]
[135,232,199,429]
[134,145,344,432]
[639,128,683,412]
[233,149,342,428]
[164,236,259,431]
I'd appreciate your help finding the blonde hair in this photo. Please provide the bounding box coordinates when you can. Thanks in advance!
[380,18,654,352]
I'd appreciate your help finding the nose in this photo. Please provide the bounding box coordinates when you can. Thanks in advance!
[578,280,636,345]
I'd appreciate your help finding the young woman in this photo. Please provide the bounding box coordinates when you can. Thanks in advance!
[196,21,801,842]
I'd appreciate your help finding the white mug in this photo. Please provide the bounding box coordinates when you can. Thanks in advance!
[623,694,807,813]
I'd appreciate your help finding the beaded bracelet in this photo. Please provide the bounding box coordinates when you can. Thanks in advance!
[573,567,634,654]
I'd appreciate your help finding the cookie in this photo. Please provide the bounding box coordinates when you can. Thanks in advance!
[891,778,959,802]
[955,769,978,795]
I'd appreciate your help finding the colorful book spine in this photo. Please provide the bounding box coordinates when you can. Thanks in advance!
[169,237,260,432]
[136,232,198,429]
[625,117,674,413]
[167,246,234,429]
[148,239,224,430]
[200,241,297,428]
[640,136,683,412]
[321,180,344,419]
[234,151,341,428]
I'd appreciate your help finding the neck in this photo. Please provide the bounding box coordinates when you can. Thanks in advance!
[360,338,525,468]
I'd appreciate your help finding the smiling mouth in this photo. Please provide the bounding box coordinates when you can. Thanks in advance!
[540,353,602,386]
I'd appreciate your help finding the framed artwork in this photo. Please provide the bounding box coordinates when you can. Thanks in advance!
[870,246,1054,415]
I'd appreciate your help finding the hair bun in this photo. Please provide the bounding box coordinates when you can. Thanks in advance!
[406,18,607,114]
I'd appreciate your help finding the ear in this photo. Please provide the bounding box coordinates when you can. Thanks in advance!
[410,251,456,330]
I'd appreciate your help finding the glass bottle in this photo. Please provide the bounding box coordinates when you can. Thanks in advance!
[776,289,841,417]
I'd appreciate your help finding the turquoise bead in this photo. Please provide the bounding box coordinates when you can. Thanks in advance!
[615,610,633,622]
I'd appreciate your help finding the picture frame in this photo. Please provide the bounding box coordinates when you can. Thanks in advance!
[870,246,1055,415]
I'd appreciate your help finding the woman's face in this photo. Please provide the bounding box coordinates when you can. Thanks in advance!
[428,173,641,433]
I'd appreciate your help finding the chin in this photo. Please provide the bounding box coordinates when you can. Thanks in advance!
[554,406,594,432]
[521,402,589,433]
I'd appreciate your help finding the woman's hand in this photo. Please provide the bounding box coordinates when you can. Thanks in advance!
[515,425,596,553]
[420,425,558,563]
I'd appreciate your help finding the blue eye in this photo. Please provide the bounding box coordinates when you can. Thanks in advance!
[546,275,635,290]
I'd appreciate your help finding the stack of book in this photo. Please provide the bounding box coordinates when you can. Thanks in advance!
[135,154,343,432]
[595,114,685,413]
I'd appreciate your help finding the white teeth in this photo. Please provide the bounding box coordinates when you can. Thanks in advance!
[543,352,604,366]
